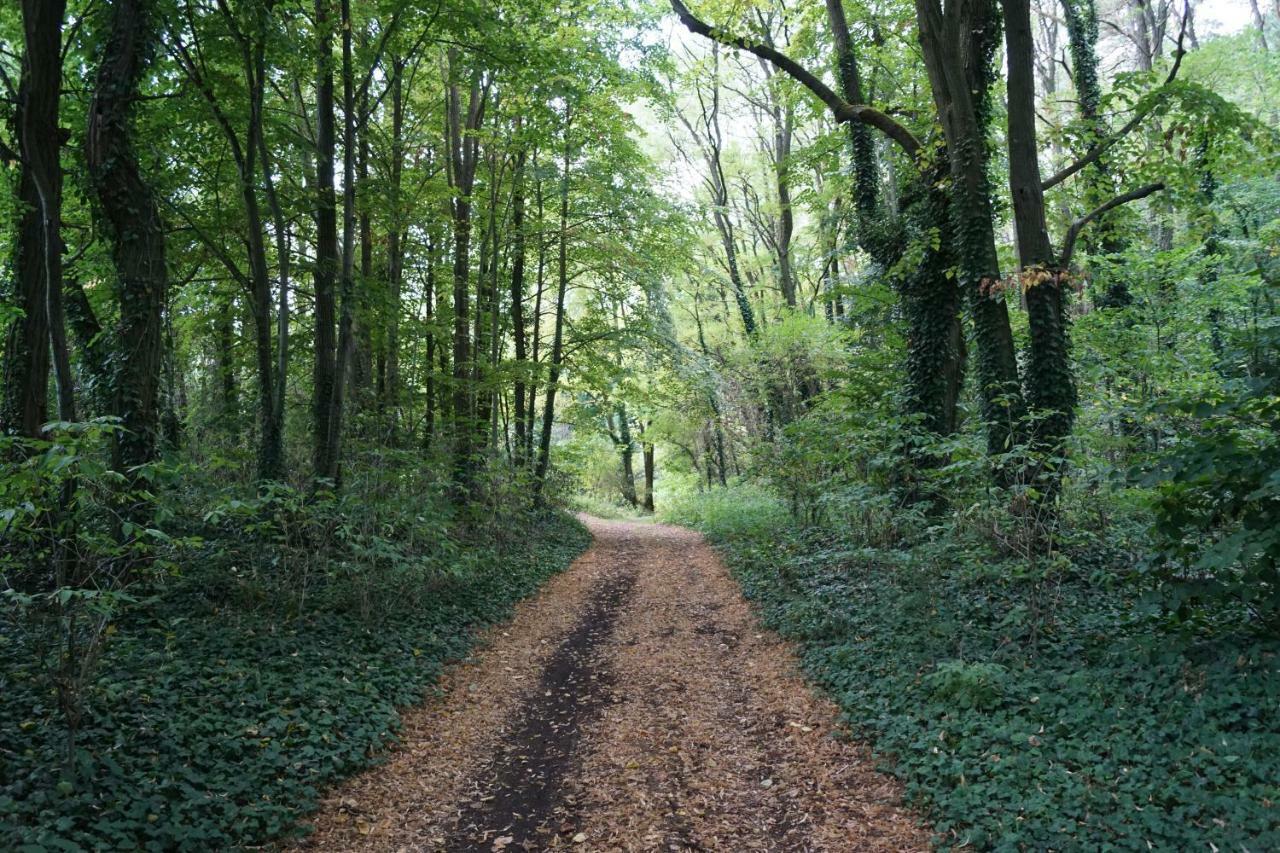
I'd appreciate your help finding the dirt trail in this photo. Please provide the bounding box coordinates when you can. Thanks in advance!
[298,517,928,852]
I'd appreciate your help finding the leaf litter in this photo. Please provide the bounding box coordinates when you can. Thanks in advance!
[296,517,929,851]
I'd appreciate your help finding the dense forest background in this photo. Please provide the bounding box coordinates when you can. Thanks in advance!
[1,0,1277,848]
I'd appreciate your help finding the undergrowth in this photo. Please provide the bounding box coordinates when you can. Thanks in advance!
[0,447,590,851]
[666,485,1280,851]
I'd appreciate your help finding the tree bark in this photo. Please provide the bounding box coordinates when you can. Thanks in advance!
[1062,0,1131,307]
[828,0,964,443]
[217,295,238,422]
[312,0,339,481]
[1004,0,1076,492]
[383,57,406,422]
[642,441,655,513]
[915,0,1023,458]
[4,0,70,436]
[257,70,290,454]
[526,156,547,464]
[614,406,638,507]
[534,113,572,499]
[320,0,357,485]
[510,143,529,465]
[445,53,487,498]
[86,0,166,474]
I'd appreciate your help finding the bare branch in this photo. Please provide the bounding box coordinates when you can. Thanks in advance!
[668,0,922,160]
[1060,182,1164,269]
[1043,6,1188,191]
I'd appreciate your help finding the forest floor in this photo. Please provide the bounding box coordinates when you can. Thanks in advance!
[296,516,928,852]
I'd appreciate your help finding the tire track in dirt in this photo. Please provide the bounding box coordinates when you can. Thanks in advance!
[445,568,636,849]
[297,516,928,852]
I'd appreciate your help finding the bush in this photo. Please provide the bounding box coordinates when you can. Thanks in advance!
[1142,284,1280,634]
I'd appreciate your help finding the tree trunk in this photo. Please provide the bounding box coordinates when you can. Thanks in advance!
[510,143,529,465]
[1004,0,1076,491]
[642,442,655,513]
[473,148,500,453]
[1063,0,1131,307]
[915,0,1023,459]
[312,0,339,481]
[86,0,166,474]
[526,156,547,464]
[615,406,638,508]
[756,50,796,309]
[4,0,69,436]
[446,56,486,498]
[1249,0,1271,51]
[827,0,963,444]
[64,276,109,413]
[321,0,357,485]
[826,0,881,251]
[534,115,572,499]
[384,58,405,422]
[217,295,238,422]
[257,75,290,456]
[244,41,281,480]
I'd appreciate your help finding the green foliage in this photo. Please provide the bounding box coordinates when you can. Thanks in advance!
[0,462,590,850]
[667,485,1280,851]
[1142,283,1280,634]
[924,661,1009,711]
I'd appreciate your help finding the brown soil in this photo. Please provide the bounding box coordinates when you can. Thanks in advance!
[296,516,929,852]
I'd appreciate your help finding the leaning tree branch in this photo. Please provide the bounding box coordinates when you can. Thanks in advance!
[1060,181,1164,269]
[1042,6,1188,191]
[162,196,250,288]
[669,0,922,160]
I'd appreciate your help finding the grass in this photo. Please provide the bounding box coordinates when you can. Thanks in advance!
[567,492,654,522]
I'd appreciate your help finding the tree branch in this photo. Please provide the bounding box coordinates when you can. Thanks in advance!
[1042,7,1188,191]
[1060,181,1164,269]
[669,0,921,160]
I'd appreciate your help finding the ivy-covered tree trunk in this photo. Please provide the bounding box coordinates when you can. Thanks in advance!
[86,0,166,474]
[827,0,963,444]
[1004,0,1076,497]
[3,0,69,438]
[612,406,638,508]
[915,0,1023,459]
[899,170,965,439]
[1063,0,1131,308]
[64,276,109,414]
[826,0,880,255]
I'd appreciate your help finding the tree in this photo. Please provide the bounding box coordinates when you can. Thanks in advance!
[86,0,167,476]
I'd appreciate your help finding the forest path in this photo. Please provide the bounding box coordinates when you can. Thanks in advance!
[298,516,928,852]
